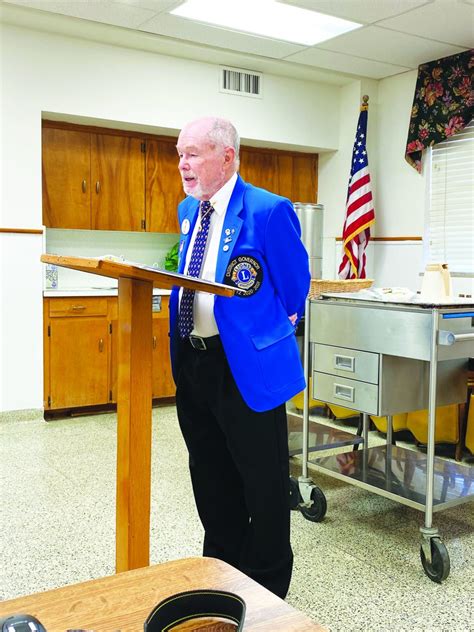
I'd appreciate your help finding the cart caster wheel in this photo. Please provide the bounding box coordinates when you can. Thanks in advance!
[289,476,302,510]
[420,538,450,583]
[300,486,327,522]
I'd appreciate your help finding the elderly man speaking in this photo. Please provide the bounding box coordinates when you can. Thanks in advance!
[168,116,310,599]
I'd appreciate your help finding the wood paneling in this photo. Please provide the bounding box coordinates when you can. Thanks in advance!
[146,138,182,233]
[42,127,91,228]
[0,228,43,234]
[91,134,145,231]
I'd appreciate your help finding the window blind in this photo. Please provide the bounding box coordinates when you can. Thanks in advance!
[427,118,474,274]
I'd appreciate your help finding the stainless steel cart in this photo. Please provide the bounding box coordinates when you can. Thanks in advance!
[293,293,474,582]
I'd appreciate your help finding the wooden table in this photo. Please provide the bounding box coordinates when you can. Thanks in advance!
[0,558,325,631]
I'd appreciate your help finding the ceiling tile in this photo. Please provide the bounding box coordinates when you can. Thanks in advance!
[285,47,410,78]
[377,0,474,47]
[283,0,432,24]
[318,25,467,67]
[5,0,157,28]
[113,0,182,12]
[137,13,305,58]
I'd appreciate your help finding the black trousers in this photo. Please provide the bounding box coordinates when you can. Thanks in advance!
[175,337,293,599]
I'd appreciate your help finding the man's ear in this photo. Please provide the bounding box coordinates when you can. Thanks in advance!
[224,146,235,165]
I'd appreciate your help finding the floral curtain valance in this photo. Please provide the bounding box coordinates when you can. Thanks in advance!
[405,49,474,172]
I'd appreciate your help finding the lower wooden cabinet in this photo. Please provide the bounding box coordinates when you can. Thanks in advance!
[44,295,174,411]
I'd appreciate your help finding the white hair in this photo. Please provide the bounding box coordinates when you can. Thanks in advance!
[207,118,240,170]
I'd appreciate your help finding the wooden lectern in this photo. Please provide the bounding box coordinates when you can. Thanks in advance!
[41,254,234,573]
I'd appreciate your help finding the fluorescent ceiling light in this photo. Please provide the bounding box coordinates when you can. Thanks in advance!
[170,0,361,46]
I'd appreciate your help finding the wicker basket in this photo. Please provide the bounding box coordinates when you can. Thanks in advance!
[309,278,373,299]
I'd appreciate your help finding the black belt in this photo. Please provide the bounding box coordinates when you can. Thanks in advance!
[144,589,246,631]
[187,334,222,351]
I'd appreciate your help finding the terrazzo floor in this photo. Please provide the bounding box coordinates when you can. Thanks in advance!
[1,405,473,631]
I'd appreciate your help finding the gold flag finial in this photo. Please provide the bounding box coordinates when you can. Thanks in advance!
[361,95,369,111]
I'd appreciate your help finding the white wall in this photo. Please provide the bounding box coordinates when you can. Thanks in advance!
[0,23,342,412]
[2,21,463,412]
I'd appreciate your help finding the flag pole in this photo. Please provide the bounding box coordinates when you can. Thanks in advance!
[337,94,375,279]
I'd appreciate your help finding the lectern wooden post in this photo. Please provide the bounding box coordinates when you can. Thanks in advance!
[41,255,234,572]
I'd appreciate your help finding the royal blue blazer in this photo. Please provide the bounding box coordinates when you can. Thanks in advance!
[169,175,311,412]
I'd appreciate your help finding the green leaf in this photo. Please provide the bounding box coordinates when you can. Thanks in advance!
[164,241,179,272]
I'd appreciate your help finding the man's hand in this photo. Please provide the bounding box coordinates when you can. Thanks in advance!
[288,313,297,326]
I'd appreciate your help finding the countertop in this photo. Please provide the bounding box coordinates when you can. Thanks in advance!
[43,287,172,297]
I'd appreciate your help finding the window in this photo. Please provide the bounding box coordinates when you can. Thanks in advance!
[425,119,474,275]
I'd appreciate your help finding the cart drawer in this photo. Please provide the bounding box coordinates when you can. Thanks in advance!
[313,343,379,384]
[313,371,379,415]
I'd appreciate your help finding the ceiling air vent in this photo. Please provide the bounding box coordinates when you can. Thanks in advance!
[220,66,263,98]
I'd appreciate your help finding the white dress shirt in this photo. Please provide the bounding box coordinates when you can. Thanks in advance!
[180,172,238,338]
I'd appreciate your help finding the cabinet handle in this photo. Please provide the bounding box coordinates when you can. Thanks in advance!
[334,383,354,402]
[71,305,86,311]
[334,354,355,372]
[153,335,157,349]
[96,181,101,194]
[99,338,104,352]
[82,179,87,193]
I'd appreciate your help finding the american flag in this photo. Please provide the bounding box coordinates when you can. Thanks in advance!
[338,101,375,279]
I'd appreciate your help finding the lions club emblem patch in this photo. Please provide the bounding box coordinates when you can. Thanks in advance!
[225,256,263,297]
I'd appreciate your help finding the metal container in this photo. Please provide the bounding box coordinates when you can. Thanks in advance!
[294,203,323,279]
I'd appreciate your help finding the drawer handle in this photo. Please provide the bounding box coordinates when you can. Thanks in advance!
[153,335,157,349]
[98,338,104,352]
[96,181,101,194]
[71,305,86,311]
[334,383,354,402]
[82,179,87,193]
[334,354,355,372]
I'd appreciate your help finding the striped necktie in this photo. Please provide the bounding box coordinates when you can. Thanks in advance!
[178,201,215,338]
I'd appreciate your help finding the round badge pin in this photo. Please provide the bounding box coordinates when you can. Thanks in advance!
[181,218,190,235]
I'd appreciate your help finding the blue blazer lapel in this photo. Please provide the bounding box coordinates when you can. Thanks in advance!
[178,199,200,274]
[215,175,246,282]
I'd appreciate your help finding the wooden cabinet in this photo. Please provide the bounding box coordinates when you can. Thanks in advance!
[44,297,110,409]
[42,121,318,233]
[91,134,145,231]
[42,128,91,229]
[42,123,146,232]
[152,297,175,398]
[240,147,318,203]
[44,295,174,411]
[146,138,182,233]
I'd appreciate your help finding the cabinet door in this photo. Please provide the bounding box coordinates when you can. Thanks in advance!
[240,147,318,203]
[91,134,145,231]
[240,148,279,195]
[146,138,182,233]
[152,319,174,398]
[152,298,175,398]
[49,317,109,408]
[42,127,91,228]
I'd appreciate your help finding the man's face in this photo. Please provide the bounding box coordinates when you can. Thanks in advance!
[177,120,232,200]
